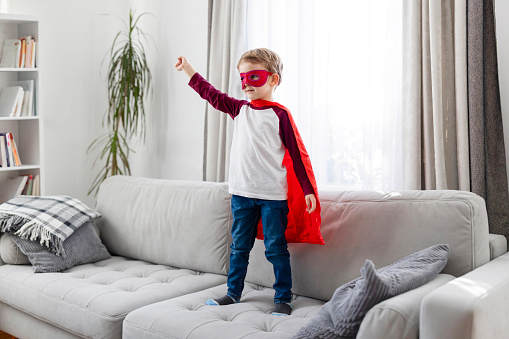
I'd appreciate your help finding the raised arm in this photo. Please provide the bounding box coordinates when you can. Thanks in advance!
[175,56,247,118]
[175,56,196,79]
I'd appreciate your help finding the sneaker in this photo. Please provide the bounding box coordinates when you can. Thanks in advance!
[271,303,292,316]
[205,295,238,306]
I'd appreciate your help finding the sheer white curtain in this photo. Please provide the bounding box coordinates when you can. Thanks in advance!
[246,0,403,191]
[204,0,247,182]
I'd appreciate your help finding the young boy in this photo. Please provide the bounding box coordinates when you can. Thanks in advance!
[175,48,323,316]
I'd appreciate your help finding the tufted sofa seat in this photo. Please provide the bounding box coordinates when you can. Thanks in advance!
[123,283,324,338]
[123,276,457,338]
[0,257,226,338]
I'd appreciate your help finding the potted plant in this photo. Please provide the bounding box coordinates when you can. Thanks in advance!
[88,10,152,195]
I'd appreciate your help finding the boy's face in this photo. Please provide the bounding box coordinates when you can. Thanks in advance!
[238,62,278,101]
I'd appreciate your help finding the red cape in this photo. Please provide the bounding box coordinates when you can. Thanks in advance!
[251,99,324,245]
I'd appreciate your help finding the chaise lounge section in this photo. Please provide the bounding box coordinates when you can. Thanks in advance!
[0,177,232,338]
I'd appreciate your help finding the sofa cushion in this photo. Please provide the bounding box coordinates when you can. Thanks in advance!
[357,274,454,339]
[0,234,30,265]
[123,282,324,339]
[294,244,450,339]
[0,256,226,339]
[10,221,111,273]
[245,189,490,301]
[96,176,232,275]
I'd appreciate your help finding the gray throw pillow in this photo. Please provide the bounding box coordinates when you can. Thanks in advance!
[10,221,111,273]
[293,244,450,339]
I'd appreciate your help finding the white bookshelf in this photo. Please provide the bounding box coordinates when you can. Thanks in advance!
[0,14,42,202]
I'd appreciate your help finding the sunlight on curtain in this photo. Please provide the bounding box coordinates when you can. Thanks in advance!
[246,0,403,190]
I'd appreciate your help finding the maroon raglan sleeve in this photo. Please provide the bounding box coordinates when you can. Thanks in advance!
[276,108,315,196]
[189,72,248,118]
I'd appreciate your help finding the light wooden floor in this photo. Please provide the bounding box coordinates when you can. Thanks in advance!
[0,331,15,339]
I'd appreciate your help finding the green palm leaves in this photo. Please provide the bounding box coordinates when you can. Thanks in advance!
[88,10,152,195]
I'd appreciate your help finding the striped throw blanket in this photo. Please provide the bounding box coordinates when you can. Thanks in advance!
[0,195,101,257]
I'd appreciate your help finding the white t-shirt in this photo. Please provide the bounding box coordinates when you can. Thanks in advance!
[189,73,314,201]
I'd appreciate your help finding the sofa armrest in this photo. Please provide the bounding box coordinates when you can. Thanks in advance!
[489,233,507,259]
[357,274,454,339]
[420,252,509,339]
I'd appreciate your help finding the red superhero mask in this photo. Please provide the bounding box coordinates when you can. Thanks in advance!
[240,70,273,89]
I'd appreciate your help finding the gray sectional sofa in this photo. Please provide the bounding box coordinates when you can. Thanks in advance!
[0,175,508,338]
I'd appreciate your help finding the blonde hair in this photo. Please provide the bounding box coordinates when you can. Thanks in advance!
[237,48,283,85]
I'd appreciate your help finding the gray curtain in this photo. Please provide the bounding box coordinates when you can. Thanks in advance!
[204,0,246,182]
[403,0,470,191]
[467,0,509,238]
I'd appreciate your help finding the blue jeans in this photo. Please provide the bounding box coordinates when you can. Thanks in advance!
[227,195,292,304]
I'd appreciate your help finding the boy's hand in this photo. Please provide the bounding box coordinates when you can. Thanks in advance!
[174,56,188,71]
[305,194,317,214]
[175,56,197,79]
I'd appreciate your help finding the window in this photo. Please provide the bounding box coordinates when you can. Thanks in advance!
[246,0,403,190]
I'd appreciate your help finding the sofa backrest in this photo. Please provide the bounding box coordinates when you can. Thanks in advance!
[245,189,490,301]
[96,176,232,275]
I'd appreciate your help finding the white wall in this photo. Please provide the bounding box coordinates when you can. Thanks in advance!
[9,0,208,207]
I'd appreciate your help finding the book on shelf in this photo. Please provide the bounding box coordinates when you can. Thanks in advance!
[8,133,21,166]
[0,36,36,69]
[18,37,26,69]
[26,174,33,195]
[0,134,6,167]
[10,79,35,116]
[16,175,29,196]
[0,39,20,68]
[0,86,23,117]
[13,87,23,117]
[32,174,40,196]
[0,80,36,117]
[5,133,14,166]
[0,133,22,168]
[25,174,40,196]
[0,175,28,202]
[31,41,36,68]
[26,38,36,68]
